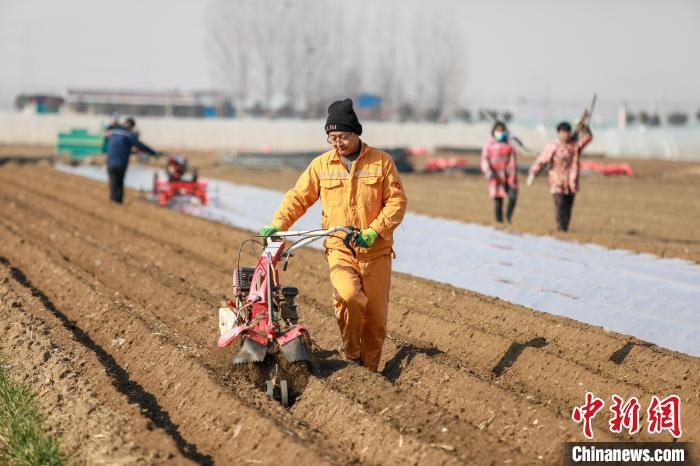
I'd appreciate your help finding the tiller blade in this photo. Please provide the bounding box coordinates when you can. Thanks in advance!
[234,337,268,364]
[279,336,313,363]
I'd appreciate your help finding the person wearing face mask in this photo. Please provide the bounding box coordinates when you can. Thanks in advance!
[527,121,593,232]
[480,121,518,223]
[258,98,407,373]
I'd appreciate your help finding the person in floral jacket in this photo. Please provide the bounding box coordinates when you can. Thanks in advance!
[481,121,518,223]
[527,121,593,231]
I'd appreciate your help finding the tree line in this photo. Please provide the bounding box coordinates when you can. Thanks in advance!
[207,0,467,120]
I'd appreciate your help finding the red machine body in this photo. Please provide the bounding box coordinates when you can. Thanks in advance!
[217,238,311,364]
[152,154,208,206]
[215,227,356,406]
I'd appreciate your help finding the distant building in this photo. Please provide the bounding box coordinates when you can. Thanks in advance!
[63,88,235,118]
[15,94,65,114]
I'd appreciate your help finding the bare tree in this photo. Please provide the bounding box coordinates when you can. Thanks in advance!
[408,8,467,121]
[374,18,400,114]
[429,17,467,120]
[207,0,254,112]
[206,0,468,120]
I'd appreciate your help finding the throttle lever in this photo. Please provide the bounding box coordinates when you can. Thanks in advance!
[343,227,360,258]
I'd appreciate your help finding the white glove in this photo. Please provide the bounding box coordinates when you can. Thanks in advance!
[526,173,536,187]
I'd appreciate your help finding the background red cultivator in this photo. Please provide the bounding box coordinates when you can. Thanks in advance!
[218,226,359,406]
[152,154,208,206]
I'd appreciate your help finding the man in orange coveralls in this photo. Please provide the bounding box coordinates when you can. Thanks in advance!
[259,98,407,372]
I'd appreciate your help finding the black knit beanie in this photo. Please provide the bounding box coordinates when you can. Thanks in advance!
[325,98,362,135]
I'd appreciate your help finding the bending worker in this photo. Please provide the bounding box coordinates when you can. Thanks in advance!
[260,98,407,372]
[105,117,158,204]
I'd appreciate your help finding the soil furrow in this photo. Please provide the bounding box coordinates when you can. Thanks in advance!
[8,166,697,405]
[2,167,532,462]
[1,185,527,464]
[388,278,700,393]
[16,165,698,402]
[0,224,334,466]
[0,265,195,466]
[0,191,600,457]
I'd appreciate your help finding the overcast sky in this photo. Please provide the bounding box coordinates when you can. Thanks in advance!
[1,0,698,114]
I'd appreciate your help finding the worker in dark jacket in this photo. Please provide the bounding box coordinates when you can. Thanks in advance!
[106,117,158,204]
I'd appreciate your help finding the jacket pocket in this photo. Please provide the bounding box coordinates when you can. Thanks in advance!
[360,176,381,206]
[320,179,343,207]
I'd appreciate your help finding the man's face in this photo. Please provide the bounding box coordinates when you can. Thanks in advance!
[558,130,571,143]
[327,131,360,156]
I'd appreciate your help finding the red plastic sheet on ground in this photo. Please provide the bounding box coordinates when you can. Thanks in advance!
[423,157,468,172]
[580,160,634,176]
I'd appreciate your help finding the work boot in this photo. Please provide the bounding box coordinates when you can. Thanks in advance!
[346,357,362,366]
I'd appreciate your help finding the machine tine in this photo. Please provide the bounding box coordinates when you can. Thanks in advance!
[234,337,268,363]
[280,337,313,363]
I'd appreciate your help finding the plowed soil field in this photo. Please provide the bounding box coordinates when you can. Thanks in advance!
[0,162,698,465]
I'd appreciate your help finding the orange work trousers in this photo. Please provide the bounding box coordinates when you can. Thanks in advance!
[327,249,392,372]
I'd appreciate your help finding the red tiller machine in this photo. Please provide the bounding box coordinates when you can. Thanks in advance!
[217,226,359,406]
[152,154,208,206]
